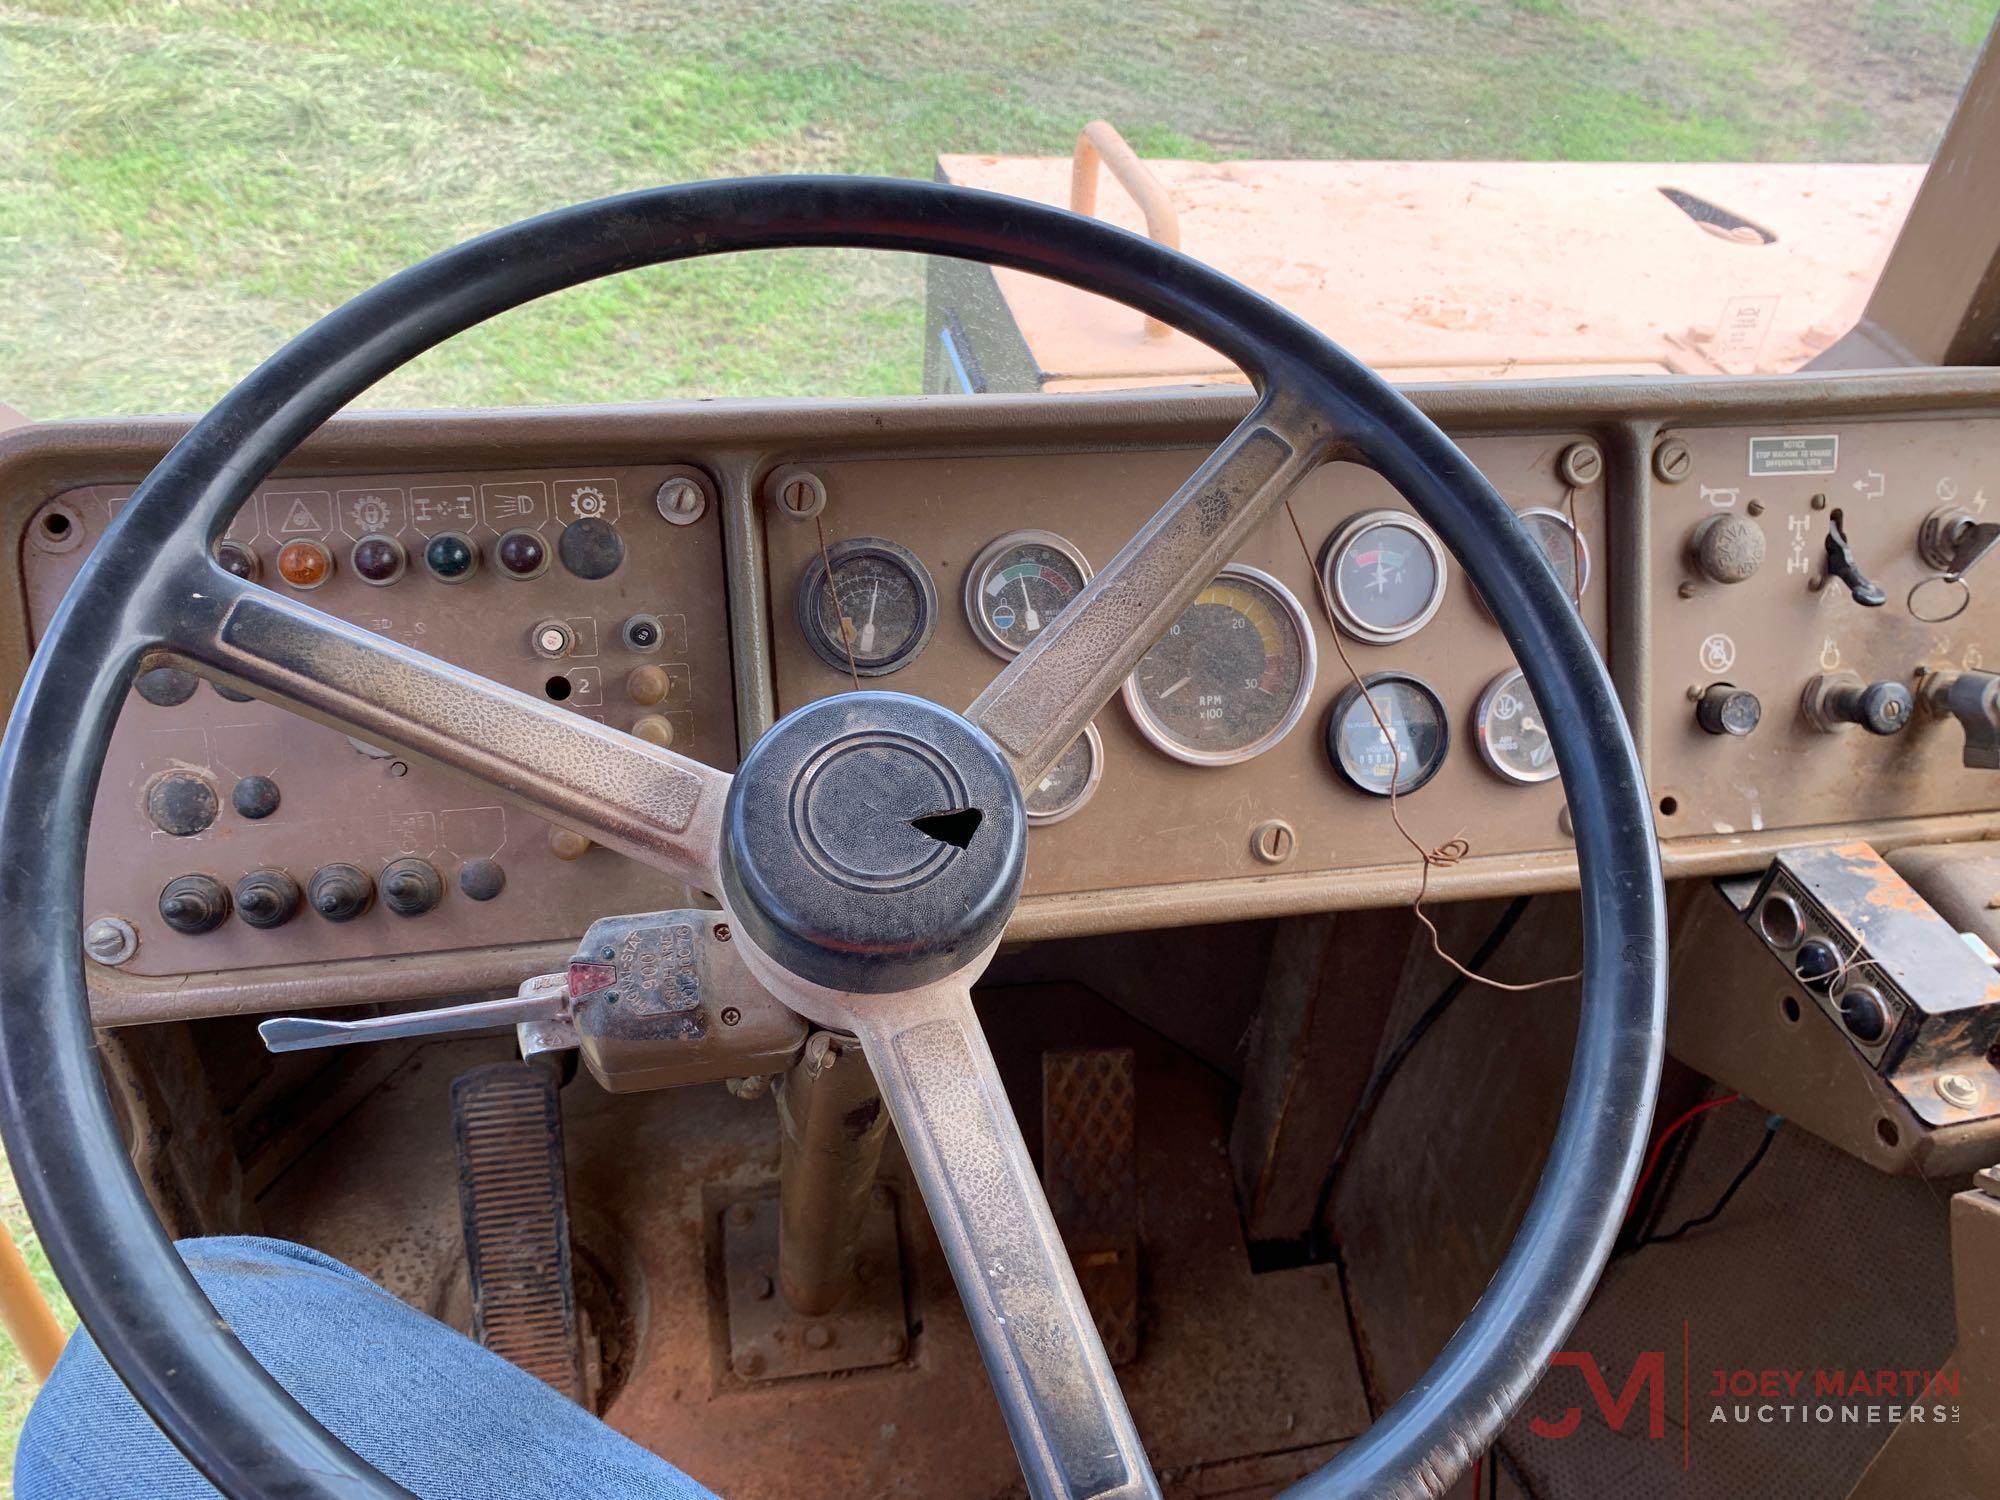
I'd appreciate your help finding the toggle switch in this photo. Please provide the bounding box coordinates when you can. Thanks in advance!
[1802,672,1914,736]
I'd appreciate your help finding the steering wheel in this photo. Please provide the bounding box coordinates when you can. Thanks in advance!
[0,178,1663,1499]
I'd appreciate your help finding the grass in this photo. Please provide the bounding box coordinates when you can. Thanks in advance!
[0,0,1993,419]
[0,1173,74,1485]
[0,0,1993,1477]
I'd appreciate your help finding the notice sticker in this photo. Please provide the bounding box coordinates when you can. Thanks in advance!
[1748,434,1839,477]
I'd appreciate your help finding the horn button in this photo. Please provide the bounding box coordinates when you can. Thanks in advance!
[720,692,1026,993]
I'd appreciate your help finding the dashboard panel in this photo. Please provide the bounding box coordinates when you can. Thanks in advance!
[764,436,1607,896]
[8,373,2000,1022]
[1648,418,2000,836]
[23,465,735,979]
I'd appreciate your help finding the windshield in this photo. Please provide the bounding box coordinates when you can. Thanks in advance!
[4,0,1994,414]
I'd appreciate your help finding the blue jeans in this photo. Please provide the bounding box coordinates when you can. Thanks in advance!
[17,1236,716,1498]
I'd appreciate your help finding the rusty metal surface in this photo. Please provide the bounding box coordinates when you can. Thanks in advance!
[775,1032,889,1317]
[257,984,1369,1498]
[1042,1047,1141,1366]
[721,1187,908,1382]
[937,156,1920,386]
[451,1060,585,1401]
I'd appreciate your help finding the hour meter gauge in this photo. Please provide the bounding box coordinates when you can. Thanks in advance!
[1319,509,1449,644]
[965,529,1091,658]
[1474,666,1559,784]
[1326,671,1450,795]
[1123,565,1317,766]
[797,536,938,676]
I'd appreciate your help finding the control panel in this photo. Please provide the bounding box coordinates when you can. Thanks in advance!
[763,435,1610,896]
[24,464,736,978]
[1649,419,2000,836]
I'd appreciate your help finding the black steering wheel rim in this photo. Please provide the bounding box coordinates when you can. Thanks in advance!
[0,176,1663,1498]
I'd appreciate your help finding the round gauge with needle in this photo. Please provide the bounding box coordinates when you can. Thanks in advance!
[1319,509,1449,644]
[965,530,1091,658]
[1475,508,1590,619]
[1123,565,1317,766]
[1475,666,1559,784]
[1024,725,1104,825]
[796,536,938,677]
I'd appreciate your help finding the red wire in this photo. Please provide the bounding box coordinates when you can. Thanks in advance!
[1624,1093,1741,1223]
[1471,1456,1483,1497]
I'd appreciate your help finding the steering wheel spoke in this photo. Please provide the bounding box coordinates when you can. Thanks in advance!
[817,976,1159,1500]
[165,559,730,892]
[967,391,1327,788]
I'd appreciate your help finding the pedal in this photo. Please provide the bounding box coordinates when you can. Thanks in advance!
[1041,1047,1141,1365]
[451,1061,587,1402]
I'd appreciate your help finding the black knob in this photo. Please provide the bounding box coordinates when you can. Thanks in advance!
[380,857,444,917]
[134,666,199,707]
[145,773,219,837]
[1795,939,1841,994]
[158,874,231,934]
[1823,510,1887,607]
[558,518,625,580]
[308,863,375,922]
[458,858,506,902]
[1811,675,1914,736]
[1696,683,1761,737]
[233,869,301,929]
[231,775,281,820]
[1838,983,1890,1044]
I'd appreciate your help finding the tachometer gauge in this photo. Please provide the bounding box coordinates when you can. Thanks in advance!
[1326,672,1449,796]
[1319,510,1448,644]
[1024,725,1103,825]
[1474,666,1559,784]
[1123,565,1317,766]
[796,536,938,676]
[965,530,1091,658]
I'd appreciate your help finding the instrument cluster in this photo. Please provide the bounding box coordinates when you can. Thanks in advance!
[763,436,1608,897]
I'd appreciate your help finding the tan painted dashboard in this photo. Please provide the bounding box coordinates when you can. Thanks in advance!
[6,371,2000,1023]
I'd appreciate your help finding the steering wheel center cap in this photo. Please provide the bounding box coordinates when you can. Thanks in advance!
[720,692,1027,993]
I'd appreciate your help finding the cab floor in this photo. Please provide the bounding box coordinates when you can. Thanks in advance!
[256,982,1372,1499]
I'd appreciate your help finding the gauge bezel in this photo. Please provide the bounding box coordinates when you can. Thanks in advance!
[1024,724,1105,826]
[1318,508,1450,644]
[795,535,939,677]
[963,528,1093,660]
[1121,563,1319,768]
[1474,666,1560,785]
[1326,670,1451,796]
[1515,507,1591,599]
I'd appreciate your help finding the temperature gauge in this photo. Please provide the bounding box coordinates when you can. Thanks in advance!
[796,536,938,676]
[1474,667,1559,784]
[1024,725,1104,825]
[1476,508,1590,618]
[1319,510,1449,643]
[1326,672,1449,796]
[965,530,1092,658]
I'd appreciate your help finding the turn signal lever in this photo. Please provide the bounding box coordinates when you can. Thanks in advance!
[1919,670,2000,770]
[258,910,807,1091]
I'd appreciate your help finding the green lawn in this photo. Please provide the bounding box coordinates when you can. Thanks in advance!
[0,1171,74,1485]
[0,0,1995,1479]
[1,0,1994,420]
